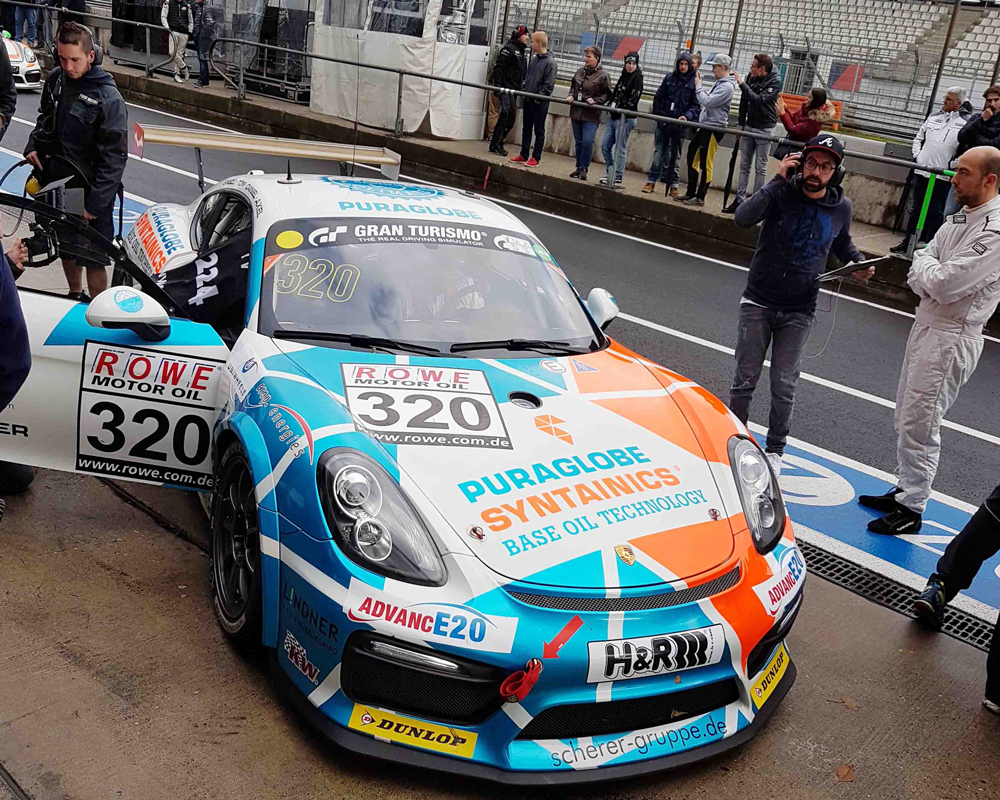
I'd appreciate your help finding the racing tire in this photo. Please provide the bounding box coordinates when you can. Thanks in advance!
[211,441,264,645]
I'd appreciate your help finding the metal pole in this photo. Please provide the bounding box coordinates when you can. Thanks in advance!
[501,0,512,36]
[239,42,247,100]
[991,46,1000,87]
[690,0,705,54]
[145,27,152,78]
[728,0,745,57]
[395,72,405,138]
[533,0,542,32]
[908,171,948,258]
[926,0,963,118]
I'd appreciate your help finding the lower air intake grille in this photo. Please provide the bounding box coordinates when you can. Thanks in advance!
[506,564,741,612]
[341,633,505,726]
[516,679,740,740]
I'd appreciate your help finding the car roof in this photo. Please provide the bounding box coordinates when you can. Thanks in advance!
[213,174,533,235]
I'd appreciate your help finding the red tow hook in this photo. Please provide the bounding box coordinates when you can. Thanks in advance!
[500,658,543,703]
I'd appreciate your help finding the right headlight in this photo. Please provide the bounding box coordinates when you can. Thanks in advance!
[728,435,785,554]
[318,449,447,586]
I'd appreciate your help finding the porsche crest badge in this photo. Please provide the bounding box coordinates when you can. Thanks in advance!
[614,544,635,566]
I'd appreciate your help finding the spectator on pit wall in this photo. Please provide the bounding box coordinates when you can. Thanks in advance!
[724,53,781,214]
[191,0,217,88]
[945,85,1000,215]
[678,52,735,206]
[488,25,529,157]
[890,87,969,254]
[643,50,699,196]
[14,0,38,47]
[691,52,702,72]
[566,45,611,181]
[161,0,193,83]
[773,89,836,158]
[509,31,556,168]
[600,51,643,187]
[57,0,84,31]
[911,483,1000,716]
[730,135,873,476]
[860,146,1000,535]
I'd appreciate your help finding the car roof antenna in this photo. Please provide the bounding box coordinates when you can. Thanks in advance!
[278,158,300,185]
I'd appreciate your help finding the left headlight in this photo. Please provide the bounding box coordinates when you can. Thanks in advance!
[318,449,447,586]
[728,435,785,554]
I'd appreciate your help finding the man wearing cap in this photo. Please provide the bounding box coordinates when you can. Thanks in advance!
[730,135,874,475]
[860,146,1000,535]
[678,52,736,206]
[488,25,529,157]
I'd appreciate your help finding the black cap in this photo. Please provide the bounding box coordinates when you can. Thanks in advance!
[802,134,844,165]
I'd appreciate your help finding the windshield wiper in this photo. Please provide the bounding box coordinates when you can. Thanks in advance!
[273,330,446,356]
[450,338,592,354]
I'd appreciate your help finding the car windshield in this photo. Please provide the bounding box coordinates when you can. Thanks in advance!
[259,218,603,356]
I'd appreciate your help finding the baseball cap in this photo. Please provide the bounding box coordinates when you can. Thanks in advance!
[707,53,732,68]
[803,134,845,165]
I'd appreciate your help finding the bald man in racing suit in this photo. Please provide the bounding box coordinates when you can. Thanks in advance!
[861,146,1000,534]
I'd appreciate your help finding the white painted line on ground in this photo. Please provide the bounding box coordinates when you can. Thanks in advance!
[110,101,1000,345]
[627,312,1000,448]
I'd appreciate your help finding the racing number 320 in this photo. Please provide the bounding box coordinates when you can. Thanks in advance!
[357,392,491,432]
[275,254,360,302]
[88,401,211,465]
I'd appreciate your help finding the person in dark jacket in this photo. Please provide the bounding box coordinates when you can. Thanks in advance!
[643,51,698,196]
[192,0,217,88]
[0,33,15,139]
[944,85,1000,216]
[566,45,611,181]
[510,31,556,167]
[724,53,781,213]
[488,25,529,156]
[57,0,85,31]
[599,51,642,187]
[25,22,128,300]
[0,241,35,504]
[730,135,874,475]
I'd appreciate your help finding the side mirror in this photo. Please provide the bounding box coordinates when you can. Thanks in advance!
[86,287,171,342]
[586,287,619,330]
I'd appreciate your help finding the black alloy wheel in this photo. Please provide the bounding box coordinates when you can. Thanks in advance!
[211,442,263,643]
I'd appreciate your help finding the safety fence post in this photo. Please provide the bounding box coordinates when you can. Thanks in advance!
[908,171,951,259]
[238,42,247,101]
[145,27,152,78]
[395,72,404,138]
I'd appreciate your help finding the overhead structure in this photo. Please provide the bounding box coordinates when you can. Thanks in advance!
[311,0,501,139]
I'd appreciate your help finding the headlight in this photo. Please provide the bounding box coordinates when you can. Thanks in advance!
[24,48,35,63]
[728,435,785,554]
[318,449,446,586]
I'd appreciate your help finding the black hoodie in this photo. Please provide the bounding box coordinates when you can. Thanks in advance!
[609,51,643,121]
[652,51,699,121]
[25,50,128,216]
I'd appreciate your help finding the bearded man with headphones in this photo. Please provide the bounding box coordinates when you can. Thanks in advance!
[729,134,875,477]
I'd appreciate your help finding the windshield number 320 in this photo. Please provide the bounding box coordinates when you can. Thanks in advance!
[275,254,360,302]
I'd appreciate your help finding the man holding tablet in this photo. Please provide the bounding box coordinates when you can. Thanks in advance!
[730,134,874,477]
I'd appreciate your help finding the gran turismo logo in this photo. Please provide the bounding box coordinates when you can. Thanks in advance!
[308,225,348,246]
[323,177,444,199]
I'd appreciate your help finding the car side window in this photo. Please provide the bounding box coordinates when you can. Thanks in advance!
[208,197,252,250]
[193,192,225,250]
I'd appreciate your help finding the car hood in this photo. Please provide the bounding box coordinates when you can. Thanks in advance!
[274,340,738,591]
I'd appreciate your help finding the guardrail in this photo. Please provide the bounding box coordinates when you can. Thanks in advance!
[7,0,945,258]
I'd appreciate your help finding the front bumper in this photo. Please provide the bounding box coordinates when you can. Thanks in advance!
[272,646,797,784]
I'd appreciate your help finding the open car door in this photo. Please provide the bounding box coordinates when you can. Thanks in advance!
[0,195,231,491]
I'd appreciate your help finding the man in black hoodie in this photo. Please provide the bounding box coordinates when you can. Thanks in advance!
[489,25,529,156]
[644,51,699,196]
[26,22,128,300]
[730,135,873,476]
[725,53,781,214]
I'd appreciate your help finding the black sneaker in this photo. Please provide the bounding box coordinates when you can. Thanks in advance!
[858,487,903,512]
[889,239,910,254]
[569,169,581,178]
[66,291,90,303]
[868,506,921,535]
[722,200,741,214]
[913,579,946,629]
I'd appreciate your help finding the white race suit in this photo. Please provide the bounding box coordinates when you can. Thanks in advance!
[895,194,1000,513]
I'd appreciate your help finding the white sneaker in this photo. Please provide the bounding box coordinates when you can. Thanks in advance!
[766,452,783,479]
[983,697,1000,715]
[174,74,185,83]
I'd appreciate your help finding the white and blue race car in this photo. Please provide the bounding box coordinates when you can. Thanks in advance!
[3,130,804,782]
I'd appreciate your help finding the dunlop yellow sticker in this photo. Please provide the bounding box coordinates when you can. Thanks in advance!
[751,643,789,710]
[348,704,478,758]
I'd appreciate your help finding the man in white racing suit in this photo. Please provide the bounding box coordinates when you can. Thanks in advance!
[861,145,1000,534]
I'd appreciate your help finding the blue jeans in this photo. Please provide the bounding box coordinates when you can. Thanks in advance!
[729,303,815,456]
[198,53,211,85]
[647,123,683,186]
[572,119,599,171]
[601,116,635,182]
[15,7,37,42]
[737,125,775,202]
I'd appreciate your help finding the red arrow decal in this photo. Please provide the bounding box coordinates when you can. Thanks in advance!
[543,615,584,659]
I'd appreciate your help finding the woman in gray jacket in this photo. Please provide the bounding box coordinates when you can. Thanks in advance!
[566,46,611,181]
